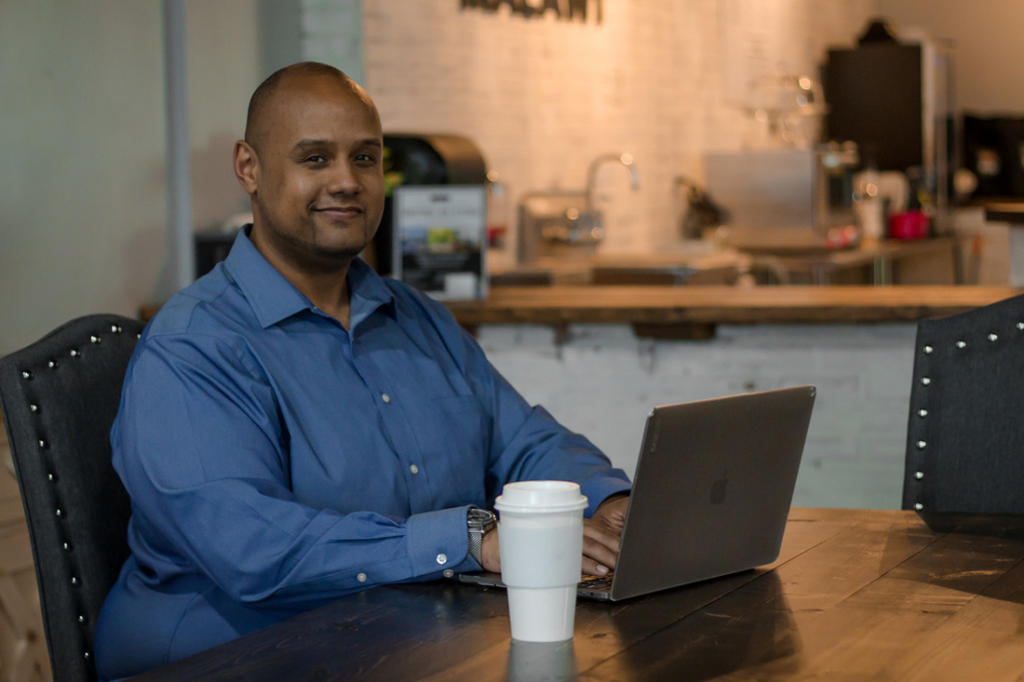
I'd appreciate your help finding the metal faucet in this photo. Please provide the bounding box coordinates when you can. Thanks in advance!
[515,154,640,261]
[585,153,640,212]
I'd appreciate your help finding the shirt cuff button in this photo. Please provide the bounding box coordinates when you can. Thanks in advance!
[436,553,448,566]
[357,573,367,583]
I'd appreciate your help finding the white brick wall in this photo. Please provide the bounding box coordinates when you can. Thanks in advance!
[478,323,916,510]
[362,0,876,252]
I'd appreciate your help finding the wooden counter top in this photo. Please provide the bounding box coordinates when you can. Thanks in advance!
[141,285,1022,338]
[446,285,1021,334]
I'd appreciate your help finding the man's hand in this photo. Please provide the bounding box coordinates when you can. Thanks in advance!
[476,492,630,576]
[582,492,629,576]
[480,524,501,573]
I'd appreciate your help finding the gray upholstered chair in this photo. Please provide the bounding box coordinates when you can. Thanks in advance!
[903,293,1024,514]
[0,314,143,682]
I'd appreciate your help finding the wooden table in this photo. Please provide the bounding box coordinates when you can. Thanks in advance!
[133,508,1024,681]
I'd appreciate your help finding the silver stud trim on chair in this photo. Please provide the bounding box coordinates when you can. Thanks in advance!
[906,311,1024,514]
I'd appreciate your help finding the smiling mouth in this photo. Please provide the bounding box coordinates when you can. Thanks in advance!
[315,205,364,219]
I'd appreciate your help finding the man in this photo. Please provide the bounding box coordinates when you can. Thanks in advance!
[94,62,630,680]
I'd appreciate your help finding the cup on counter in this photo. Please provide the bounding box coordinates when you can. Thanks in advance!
[494,481,588,642]
[889,210,930,240]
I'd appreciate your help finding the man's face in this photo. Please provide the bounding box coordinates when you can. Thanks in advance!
[242,75,385,271]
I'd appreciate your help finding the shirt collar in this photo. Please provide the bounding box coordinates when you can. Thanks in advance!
[347,257,398,329]
[223,226,396,329]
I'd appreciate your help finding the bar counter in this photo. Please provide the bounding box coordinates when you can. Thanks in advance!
[442,284,1022,507]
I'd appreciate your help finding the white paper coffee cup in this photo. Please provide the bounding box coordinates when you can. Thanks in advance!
[494,481,588,642]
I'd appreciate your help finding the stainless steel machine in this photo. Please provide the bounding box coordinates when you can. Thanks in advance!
[703,144,859,248]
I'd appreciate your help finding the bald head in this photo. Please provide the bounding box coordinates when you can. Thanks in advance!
[244,62,377,154]
[233,60,386,283]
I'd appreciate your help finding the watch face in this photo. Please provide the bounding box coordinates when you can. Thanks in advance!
[468,508,496,530]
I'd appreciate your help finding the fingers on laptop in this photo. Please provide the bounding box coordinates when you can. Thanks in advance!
[582,524,620,574]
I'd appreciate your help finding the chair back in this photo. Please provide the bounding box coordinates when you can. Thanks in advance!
[903,294,1024,513]
[0,315,143,682]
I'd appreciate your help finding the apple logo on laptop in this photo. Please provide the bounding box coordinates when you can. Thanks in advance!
[710,471,729,505]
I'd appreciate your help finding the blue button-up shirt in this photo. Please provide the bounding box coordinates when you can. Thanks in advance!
[95,227,631,679]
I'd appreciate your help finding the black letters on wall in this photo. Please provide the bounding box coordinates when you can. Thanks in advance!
[460,0,603,24]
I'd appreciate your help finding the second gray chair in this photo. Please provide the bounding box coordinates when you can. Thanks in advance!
[903,293,1024,514]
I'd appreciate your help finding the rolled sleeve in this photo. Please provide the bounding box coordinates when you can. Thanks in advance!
[579,474,633,517]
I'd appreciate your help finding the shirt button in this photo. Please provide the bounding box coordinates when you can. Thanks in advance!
[410,464,419,475]
[357,573,367,583]
[443,569,454,578]
[436,554,448,566]
[382,393,391,403]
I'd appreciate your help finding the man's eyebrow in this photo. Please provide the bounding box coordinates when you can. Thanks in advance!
[292,139,334,152]
[291,138,382,152]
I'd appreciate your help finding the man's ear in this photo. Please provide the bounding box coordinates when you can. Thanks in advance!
[234,140,259,194]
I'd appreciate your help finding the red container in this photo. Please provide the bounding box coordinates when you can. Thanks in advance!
[888,211,930,240]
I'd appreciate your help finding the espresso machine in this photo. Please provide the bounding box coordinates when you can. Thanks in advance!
[371,133,489,276]
[703,144,860,248]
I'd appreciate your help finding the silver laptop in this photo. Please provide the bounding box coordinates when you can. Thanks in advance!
[458,385,816,601]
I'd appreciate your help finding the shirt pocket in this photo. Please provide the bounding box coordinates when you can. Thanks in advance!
[413,395,489,506]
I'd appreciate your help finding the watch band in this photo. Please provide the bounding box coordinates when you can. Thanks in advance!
[466,507,496,565]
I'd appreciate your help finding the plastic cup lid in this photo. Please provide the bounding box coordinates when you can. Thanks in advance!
[494,480,588,512]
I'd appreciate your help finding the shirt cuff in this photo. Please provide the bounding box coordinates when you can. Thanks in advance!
[404,506,479,576]
[580,473,633,518]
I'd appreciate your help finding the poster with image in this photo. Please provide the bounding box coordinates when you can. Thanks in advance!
[392,185,488,300]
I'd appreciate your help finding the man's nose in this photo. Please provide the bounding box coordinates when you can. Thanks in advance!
[327,160,361,194]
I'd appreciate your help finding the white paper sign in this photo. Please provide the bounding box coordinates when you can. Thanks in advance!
[392,185,488,300]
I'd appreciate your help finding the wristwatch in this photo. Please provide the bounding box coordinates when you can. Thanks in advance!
[466,507,497,566]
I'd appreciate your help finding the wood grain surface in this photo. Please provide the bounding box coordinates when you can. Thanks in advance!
[132,508,1024,682]
[142,286,1023,329]
[444,286,1022,327]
